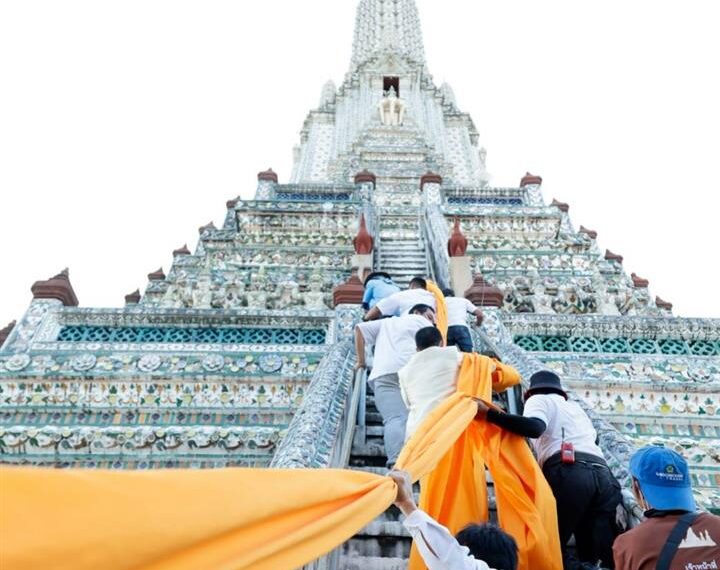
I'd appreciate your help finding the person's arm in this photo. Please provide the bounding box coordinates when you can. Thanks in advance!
[465,299,484,326]
[362,282,374,309]
[472,308,484,326]
[476,401,546,438]
[354,327,366,371]
[389,471,489,570]
[372,292,399,319]
[364,306,382,321]
[354,321,380,370]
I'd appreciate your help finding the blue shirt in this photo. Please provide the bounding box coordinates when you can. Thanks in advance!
[362,278,400,309]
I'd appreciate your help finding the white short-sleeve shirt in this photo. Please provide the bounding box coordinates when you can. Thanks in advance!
[446,297,478,327]
[375,289,436,317]
[522,393,604,466]
[356,314,433,382]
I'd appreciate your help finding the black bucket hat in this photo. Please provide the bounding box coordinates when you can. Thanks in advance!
[525,370,567,400]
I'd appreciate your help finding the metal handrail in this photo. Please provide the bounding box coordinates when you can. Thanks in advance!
[421,205,451,289]
[334,367,367,467]
[419,212,437,284]
[308,369,367,570]
[354,368,367,449]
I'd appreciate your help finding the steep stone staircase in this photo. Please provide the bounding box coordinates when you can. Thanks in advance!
[378,238,428,289]
[340,392,411,569]
[339,387,501,569]
[375,211,429,289]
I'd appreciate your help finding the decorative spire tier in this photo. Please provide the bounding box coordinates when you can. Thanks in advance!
[30,268,79,307]
[350,0,426,71]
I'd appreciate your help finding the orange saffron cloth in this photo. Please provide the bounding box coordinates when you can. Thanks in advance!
[0,355,561,570]
[425,280,448,344]
[404,354,563,570]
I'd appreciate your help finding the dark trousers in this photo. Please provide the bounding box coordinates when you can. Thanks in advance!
[447,325,473,352]
[542,452,622,569]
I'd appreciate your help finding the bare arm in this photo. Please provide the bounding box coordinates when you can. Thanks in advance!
[472,309,484,326]
[389,470,417,516]
[354,326,366,370]
[364,306,382,321]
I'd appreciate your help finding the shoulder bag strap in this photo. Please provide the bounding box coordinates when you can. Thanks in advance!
[656,512,700,570]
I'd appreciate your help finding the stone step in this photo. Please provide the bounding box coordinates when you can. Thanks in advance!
[378,258,426,264]
[358,520,410,538]
[378,247,424,252]
[379,247,425,252]
[352,465,388,477]
[378,246,424,250]
[343,536,411,560]
[377,273,427,282]
[351,438,386,457]
[377,265,427,272]
[339,555,407,570]
[366,412,383,424]
[378,254,425,260]
[383,269,427,274]
[376,263,426,269]
[380,246,423,250]
[377,256,426,263]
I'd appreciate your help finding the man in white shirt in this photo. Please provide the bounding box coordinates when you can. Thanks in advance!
[476,370,622,569]
[363,276,436,320]
[389,470,518,570]
[398,326,464,440]
[443,288,484,353]
[354,304,436,467]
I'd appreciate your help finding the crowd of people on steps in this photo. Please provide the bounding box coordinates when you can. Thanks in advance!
[355,274,720,570]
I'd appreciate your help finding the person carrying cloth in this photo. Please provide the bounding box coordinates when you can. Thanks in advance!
[399,327,517,442]
[399,351,562,570]
[0,348,560,570]
[390,470,520,570]
[476,370,623,569]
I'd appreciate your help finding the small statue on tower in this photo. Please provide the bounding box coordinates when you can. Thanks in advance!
[378,86,406,126]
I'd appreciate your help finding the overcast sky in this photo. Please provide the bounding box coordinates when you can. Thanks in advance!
[1,0,719,328]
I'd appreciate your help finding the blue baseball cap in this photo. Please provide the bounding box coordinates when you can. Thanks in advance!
[629,446,696,512]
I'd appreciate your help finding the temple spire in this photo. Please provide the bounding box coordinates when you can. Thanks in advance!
[350,0,426,70]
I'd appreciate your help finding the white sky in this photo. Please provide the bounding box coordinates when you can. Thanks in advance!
[1,0,719,328]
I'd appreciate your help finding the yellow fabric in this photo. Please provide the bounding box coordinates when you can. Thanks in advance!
[0,385,480,570]
[492,359,522,392]
[0,353,559,570]
[407,354,562,570]
[425,280,448,344]
[0,467,396,570]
